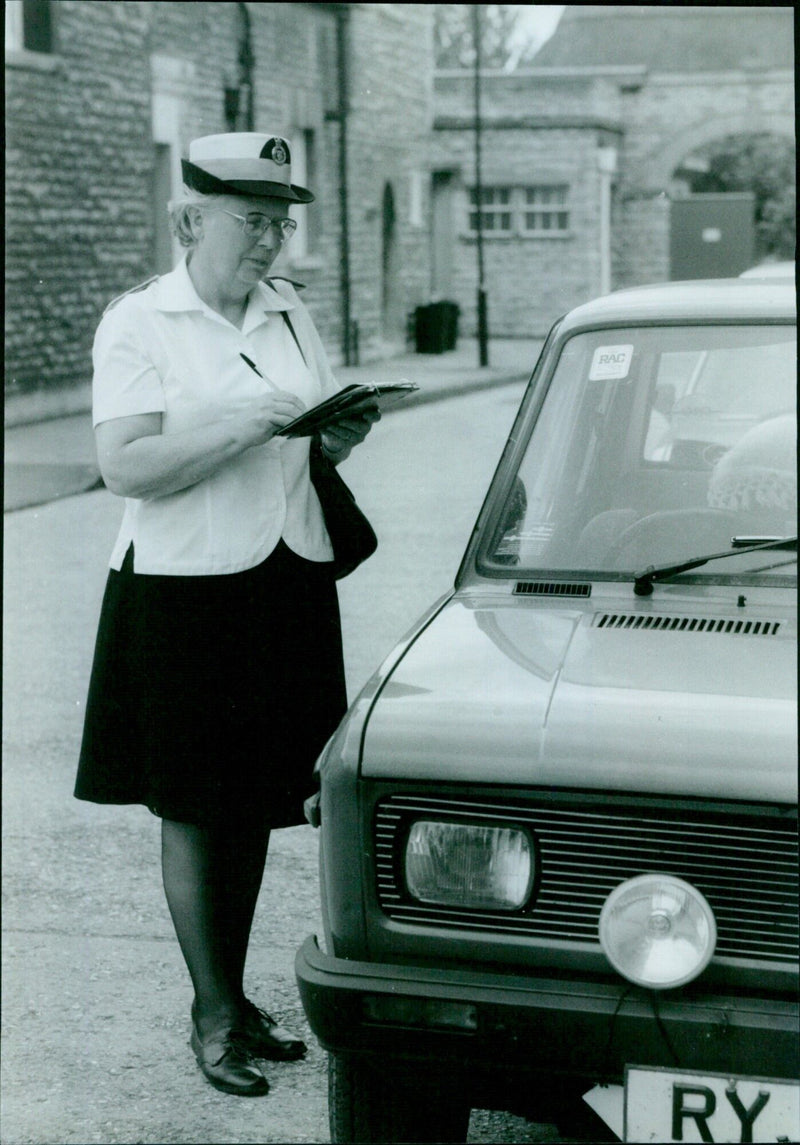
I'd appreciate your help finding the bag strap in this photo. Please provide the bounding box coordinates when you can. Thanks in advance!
[281,310,308,368]
[281,308,328,453]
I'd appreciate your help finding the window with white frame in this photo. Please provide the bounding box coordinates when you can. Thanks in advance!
[523,185,570,234]
[287,129,319,260]
[468,187,513,233]
[467,185,571,236]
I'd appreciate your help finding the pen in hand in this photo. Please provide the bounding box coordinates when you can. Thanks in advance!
[240,352,264,378]
[241,352,280,394]
[240,352,306,438]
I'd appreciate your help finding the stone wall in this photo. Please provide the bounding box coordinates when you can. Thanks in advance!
[6,1,153,411]
[345,3,434,358]
[435,68,627,124]
[432,71,623,337]
[610,68,794,287]
[432,57,794,334]
[432,117,607,335]
[612,193,672,290]
[5,1,434,420]
[616,71,796,192]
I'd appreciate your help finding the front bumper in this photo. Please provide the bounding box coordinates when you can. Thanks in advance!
[296,935,798,1091]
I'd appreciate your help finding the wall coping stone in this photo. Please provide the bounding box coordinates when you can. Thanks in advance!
[436,66,648,79]
[644,69,795,86]
[5,386,92,429]
[434,116,624,133]
[5,48,61,72]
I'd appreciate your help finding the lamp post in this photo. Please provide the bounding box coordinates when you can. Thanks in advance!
[472,3,489,366]
[335,6,353,365]
[225,3,254,131]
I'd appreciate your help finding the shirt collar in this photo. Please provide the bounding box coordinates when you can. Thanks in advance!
[152,256,296,328]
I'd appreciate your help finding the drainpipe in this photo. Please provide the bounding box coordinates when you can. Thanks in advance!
[472,4,489,366]
[335,7,353,365]
[238,2,254,131]
[225,3,254,132]
[597,145,617,295]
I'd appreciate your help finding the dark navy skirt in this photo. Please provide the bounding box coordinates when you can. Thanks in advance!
[75,541,347,829]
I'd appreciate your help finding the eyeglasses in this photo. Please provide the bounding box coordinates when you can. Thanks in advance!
[215,209,298,242]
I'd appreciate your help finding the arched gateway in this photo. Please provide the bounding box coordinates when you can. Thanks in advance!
[432,5,794,336]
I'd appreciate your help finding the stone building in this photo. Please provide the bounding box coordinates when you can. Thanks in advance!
[6,4,794,418]
[432,5,794,337]
[5,1,434,421]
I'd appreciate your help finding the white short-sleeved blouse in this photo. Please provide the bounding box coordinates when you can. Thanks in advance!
[92,257,339,575]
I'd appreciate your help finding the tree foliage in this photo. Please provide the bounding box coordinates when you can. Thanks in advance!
[434,5,541,70]
[688,134,796,260]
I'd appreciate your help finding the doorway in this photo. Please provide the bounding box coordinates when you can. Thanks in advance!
[431,170,456,297]
[381,182,403,342]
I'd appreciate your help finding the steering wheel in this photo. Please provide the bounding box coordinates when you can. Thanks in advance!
[603,509,741,570]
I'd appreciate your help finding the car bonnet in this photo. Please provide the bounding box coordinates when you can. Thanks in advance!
[359,594,797,803]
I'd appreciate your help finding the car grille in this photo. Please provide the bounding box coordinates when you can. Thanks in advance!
[593,612,782,636]
[374,795,798,964]
[514,582,592,597]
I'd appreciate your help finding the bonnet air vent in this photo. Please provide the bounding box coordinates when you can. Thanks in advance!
[593,613,781,636]
[514,581,592,597]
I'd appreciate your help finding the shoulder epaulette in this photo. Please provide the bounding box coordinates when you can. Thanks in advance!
[267,276,307,292]
[103,275,159,316]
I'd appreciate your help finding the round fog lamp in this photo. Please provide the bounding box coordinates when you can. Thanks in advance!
[599,874,716,990]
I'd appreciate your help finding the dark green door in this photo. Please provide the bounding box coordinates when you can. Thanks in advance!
[670,193,755,279]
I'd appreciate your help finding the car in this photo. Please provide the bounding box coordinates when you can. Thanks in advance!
[739,260,795,279]
[295,278,798,1144]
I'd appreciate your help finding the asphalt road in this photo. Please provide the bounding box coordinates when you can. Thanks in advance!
[2,380,574,1144]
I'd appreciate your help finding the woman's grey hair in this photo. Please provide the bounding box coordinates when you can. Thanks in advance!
[168,188,224,248]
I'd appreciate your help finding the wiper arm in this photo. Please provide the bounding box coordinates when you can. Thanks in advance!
[633,536,798,596]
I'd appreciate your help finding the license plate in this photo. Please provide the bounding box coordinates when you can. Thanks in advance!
[624,1064,800,1143]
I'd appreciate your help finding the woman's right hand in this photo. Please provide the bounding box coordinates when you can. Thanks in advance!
[237,390,307,447]
[96,389,306,500]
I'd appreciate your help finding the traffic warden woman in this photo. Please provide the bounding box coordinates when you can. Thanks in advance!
[75,132,377,1096]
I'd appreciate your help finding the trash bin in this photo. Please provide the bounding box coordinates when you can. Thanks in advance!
[414,301,459,353]
[439,300,459,350]
[414,304,440,353]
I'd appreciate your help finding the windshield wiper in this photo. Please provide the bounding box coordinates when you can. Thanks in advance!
[633,536,798,596]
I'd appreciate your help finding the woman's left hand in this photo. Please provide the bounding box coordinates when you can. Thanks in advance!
[320,406,380,461]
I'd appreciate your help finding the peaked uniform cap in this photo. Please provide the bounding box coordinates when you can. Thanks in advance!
[181,132,314,202]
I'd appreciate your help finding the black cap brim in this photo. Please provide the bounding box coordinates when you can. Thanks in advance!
[181,159,314,203]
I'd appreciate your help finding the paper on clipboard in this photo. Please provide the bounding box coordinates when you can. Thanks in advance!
[277,380,419,437]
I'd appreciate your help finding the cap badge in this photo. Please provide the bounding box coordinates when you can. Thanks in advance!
[261,137,289,166]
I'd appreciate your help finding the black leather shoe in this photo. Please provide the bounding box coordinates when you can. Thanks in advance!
[240,1000,307,1061]
[190,1022,270,1096]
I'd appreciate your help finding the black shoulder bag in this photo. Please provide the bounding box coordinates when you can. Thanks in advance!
[282,311,378,579]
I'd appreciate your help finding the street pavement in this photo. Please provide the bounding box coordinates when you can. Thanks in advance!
[2,339,552,1145]
[4,337,541,513]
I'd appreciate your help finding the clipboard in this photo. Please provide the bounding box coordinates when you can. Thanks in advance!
[277,381,419,438]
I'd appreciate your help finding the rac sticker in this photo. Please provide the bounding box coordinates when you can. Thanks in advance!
[589,344,634,380]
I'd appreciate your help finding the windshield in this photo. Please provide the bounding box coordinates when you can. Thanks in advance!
[486,324,796,582]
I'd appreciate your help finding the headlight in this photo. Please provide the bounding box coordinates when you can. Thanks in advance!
[404,820,534,910]
[599,874,717,990]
